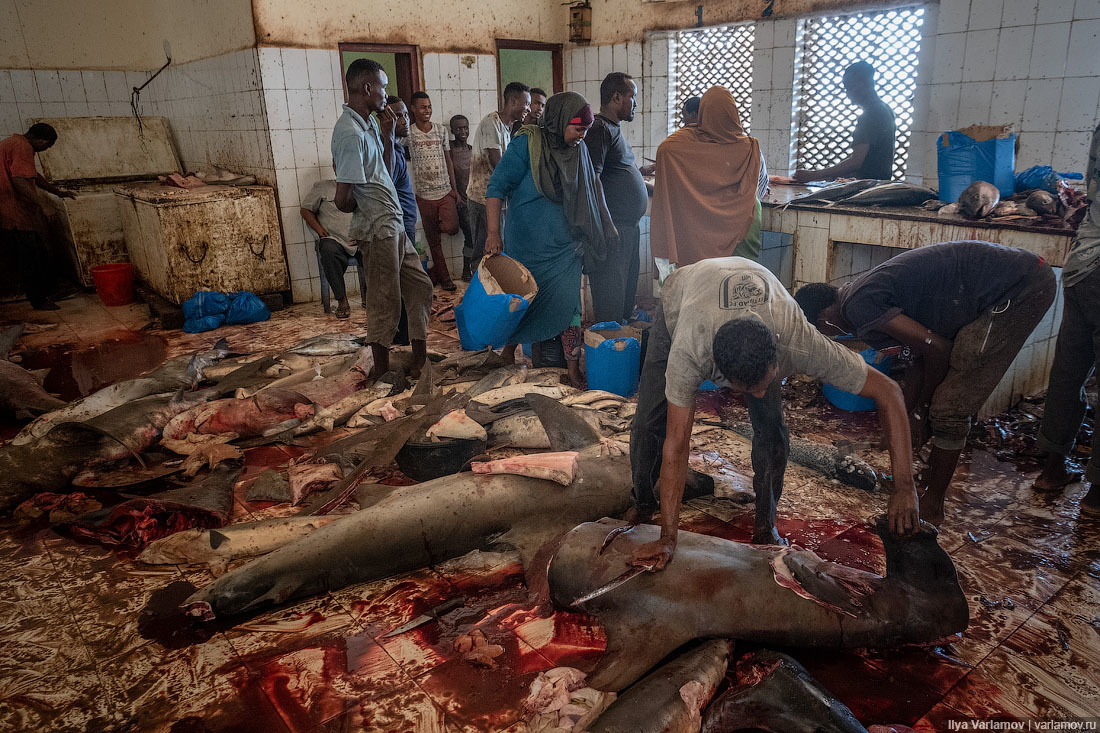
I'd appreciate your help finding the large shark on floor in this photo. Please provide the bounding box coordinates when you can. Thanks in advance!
[548,517,969,692]
[181,394,641,619]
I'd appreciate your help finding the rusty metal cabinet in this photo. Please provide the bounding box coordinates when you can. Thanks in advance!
[115,182,288,305]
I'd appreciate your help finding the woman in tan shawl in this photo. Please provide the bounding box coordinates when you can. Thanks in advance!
[650,86,763,266]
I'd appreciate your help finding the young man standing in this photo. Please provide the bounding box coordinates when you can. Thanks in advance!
[0,122,75,310]
[332,59,433,379]
[465,81,530,276]
[513,87,547,134]
[449,114,475,280]
[793,61,896,182]
[629,257,918,570]
[407,91,460,290]
[585,72,648,324]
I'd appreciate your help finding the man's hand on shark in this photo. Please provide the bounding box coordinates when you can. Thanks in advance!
[631,536,675,570]
[888,488,920,536]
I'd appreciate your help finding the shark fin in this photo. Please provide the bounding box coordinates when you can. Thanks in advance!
[527,393,602,451]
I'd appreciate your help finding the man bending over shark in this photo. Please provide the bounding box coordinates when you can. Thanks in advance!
[629,257,919,570]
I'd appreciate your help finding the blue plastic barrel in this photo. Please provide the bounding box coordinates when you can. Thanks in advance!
[822,347,893,411]
[937,130,1017,202]
[584,322,641,397]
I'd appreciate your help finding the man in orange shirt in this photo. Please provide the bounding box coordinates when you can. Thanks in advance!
[1,123,74,310]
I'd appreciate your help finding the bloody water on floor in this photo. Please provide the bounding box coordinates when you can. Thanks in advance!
[19,330,167,400]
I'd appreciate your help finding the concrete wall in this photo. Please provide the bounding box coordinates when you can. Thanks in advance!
[251,0,567,54]
[582,0,902,45]
[0,0,255,70]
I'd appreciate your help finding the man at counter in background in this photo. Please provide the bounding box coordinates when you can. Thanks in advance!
[333,59,433,379]
[681,96,701,127]
[1,122,75,311]
[585,72,648,324]
[629,257,918,569]
[795,241,1055,528]
[792,62,896,183]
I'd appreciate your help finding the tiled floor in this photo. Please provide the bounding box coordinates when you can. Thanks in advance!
[1,292,1099,731]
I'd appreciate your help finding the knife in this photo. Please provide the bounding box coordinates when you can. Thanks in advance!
[381,596,466,638]
[571,563,654,607]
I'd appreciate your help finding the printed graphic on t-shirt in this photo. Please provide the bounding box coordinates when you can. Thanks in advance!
[718,272,769,310]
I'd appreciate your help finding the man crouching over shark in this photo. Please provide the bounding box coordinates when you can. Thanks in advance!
[630,257,918,567]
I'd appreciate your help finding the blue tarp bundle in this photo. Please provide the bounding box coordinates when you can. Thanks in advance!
[182,290,270,333]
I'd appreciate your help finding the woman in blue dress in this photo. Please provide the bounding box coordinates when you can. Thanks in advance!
[483,91,618,386]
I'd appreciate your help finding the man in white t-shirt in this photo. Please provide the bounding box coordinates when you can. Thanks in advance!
[408,91,460,290]
[465,81,531,274]
[628,258,919,570]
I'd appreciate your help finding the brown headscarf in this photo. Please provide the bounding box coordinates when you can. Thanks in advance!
[650,86,762,265]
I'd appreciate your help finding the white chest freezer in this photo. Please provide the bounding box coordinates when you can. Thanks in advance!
[115,182,288,305]
[34,116,180,287]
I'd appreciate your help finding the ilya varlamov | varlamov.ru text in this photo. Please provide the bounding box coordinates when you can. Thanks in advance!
[946,721,1099,731]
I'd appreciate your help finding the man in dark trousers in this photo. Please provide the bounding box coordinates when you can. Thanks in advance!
[795,240,1056,527]
[629,257,919,571]
[1031,197,1100,515]
[449,114,475,280]
[332,59,432,378]
[585,72,648,324]
[0,122,75,310]
[793,61,896,182]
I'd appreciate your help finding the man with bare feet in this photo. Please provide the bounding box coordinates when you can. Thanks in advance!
[332,59,433,379]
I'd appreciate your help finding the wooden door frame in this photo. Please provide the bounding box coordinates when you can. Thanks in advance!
[495,38,563,104]
[337,42,421,100]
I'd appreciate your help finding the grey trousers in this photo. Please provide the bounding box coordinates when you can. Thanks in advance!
[362,230,433,346]
[1037,265,1100,483]
[929,263,1056,450]
[588,221,641,324]
[629,306,789,535]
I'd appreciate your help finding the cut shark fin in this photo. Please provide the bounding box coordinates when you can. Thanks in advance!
[527,393,602,451]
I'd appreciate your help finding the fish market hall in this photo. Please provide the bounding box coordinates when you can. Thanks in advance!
[1,0,1098,730]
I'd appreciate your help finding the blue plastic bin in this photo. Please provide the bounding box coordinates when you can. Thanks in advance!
[455,303,507,350]
[584,322,641,397]
[822,347,894,411]
[458,254,537,348]
[937,129,1017,202]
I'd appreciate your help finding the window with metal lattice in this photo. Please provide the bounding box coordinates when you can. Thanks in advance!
[794,7,925,180]
[671,24,756,131]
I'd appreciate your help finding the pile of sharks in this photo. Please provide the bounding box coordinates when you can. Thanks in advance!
[0,329,969,731]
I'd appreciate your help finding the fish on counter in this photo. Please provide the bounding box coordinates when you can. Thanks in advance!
[826,181,938,208]
[783,179,881,206]
[957,180,1000,219]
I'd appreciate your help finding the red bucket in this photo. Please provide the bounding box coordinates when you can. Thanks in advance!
[90,263,134,306]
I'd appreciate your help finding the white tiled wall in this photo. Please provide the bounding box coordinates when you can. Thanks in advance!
[422,52,502,282]
[259,47,345,303]
[750,17,798,176]
[908,0,1100,186]
[1,52,276,186]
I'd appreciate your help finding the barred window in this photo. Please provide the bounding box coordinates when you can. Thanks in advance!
[795,7,925,180]
[671,24,755,131]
